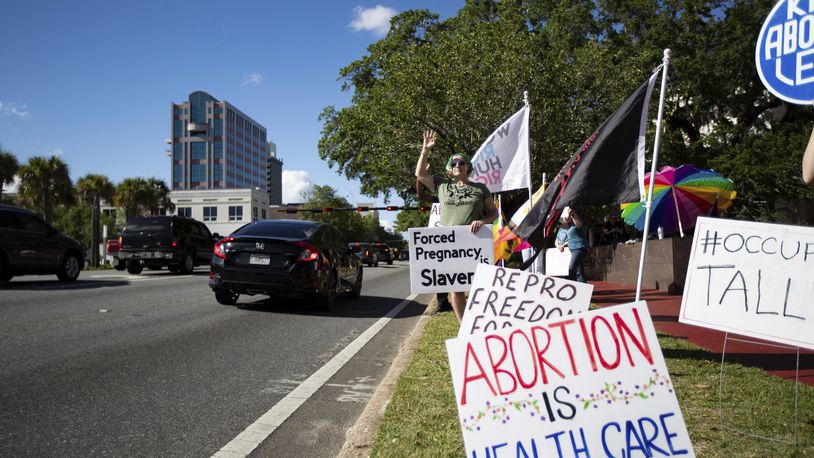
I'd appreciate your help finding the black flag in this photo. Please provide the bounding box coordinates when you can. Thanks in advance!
[515,69,661,250]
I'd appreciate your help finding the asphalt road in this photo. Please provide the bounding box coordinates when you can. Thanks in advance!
[0,261,427,457]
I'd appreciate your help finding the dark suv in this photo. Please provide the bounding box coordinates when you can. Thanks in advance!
[348,242,379,267]
[0,205,84,283]
[119,215,219,275]
[372,242,393,265]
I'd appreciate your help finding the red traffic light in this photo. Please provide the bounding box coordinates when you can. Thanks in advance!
[386,206,398,211]
[357,206,369,212]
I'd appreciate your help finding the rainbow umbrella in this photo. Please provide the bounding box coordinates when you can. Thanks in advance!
[620,165,736,237]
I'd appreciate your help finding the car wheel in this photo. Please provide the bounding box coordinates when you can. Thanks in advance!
[168,264,180,273]
[57,252,81,282]
[348,268,362,299]
[126,260,143,275]
[387,259,393,265]
[114,258,126,271]
[316,272,337,311]
[215,289,239,305]
[0,259,11,283]
[180,252,195,274]
[374,260,379,267]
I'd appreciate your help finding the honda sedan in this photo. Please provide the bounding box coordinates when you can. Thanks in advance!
[209,219,362,309]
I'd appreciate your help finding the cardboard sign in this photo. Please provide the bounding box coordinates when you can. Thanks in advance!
[545,247,571,276]
[756,0,814,104]
[458,264,592,337]
[680,217,814,350]
[408,226,494,293]
[446,301,694,457]
[428,203,442,228]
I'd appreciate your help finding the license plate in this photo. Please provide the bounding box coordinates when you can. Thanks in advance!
[249,254,271,265]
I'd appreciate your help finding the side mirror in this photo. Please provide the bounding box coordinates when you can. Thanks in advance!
[213,233,221,238]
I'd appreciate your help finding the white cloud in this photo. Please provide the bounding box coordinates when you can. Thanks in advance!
[282,170,312,203]
[379,218,394,233]
[0,101,31,119]
[48,148,63,157]
[242,73,265,87]
[349,5,397,36]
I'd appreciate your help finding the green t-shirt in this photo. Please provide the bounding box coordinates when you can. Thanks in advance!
[432,176,490,227]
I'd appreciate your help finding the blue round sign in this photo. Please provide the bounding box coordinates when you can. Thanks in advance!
[756,0,814,104]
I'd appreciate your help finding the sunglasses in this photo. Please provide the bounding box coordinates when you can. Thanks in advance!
[450,160,467,167]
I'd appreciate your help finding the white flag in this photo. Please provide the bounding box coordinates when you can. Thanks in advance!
[469,106,530,193]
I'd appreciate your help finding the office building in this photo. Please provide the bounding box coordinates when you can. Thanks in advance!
[267,141,283,205]
[170,91,268,191]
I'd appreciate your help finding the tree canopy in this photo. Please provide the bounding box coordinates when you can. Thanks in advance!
[319,0,814,223]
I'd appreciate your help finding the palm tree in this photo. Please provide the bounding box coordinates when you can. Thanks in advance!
[146,177,175,215]
[77,174,115,266]
[17,156,75,224]
[115,177,175,219]
[0,147,19,201]
[115,177,149,220]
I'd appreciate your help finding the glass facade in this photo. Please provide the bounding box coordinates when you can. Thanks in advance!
[171,91,268,191]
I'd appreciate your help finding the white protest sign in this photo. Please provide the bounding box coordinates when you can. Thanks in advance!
[470,106,531,193]
[680,217,814,350]
[428,203,441,228]
[408,226,494,293]
[458,264,592,337]
[446,301,694,457]
[545,247,571,276]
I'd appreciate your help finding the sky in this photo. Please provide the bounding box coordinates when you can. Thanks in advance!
[0,1,463,232]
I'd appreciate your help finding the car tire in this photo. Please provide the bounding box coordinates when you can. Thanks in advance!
[180,251,195,274]
[387,259,393,265]
[168,264,180,273]
[113,258,126,271]
[215,289,239,305]
[0,257,12,283]
[316,272,336,311]
[348,268,362,299]
[126,260,143,275]
[56,252,81,282]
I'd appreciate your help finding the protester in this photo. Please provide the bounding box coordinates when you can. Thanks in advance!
[415,129,498,322]
[805,122,814,186]
[415,170,453,313]
[562,207,589,283]
[555,217,569,252]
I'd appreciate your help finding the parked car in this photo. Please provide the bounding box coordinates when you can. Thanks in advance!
[106,238,125,270]
[399,248,409,261]
[348,242,378,267]
[372,242,393,265]
[0,204,84,283]
[118,215,219,275]
[209,219,363,309]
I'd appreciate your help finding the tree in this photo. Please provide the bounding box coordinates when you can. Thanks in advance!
[115,177,175,219]
[52,201,91,250]
[394,208,430,233]
[321,0,813,224]
[0,147,19,201]
[302,185,368,241]
[77,174,115,266]
[17,156,75,224]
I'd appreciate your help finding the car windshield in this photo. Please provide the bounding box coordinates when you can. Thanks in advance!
[233,221,317,239]
[123,218,171,235]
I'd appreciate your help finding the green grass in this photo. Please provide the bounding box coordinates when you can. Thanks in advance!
[371,312,814,457]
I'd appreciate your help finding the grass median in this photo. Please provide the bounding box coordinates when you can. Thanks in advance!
[370,310,814,457]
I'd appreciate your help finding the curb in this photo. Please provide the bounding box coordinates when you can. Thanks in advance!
[336,295,437,457]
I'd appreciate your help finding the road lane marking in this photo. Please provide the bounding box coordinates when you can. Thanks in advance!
[211,293,418,458]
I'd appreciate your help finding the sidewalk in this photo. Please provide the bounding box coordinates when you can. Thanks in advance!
[590,281,814,386]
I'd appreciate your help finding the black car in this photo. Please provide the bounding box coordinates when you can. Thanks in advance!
[0,205,84,283]
[119,215,219,275]
[372,242,393,265]
[348,242,379,267]
[209,219,363,309]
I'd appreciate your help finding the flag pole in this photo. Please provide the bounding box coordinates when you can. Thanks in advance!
[523,90,537,273]
[635,49,671,301]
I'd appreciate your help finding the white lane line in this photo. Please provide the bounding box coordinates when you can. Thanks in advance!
[211,293,418,458]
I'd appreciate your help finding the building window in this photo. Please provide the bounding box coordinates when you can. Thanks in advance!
[252,206,258,221]
[191,142,206,160]
[173,164,183,182]
[214,141,223,158]
[261,209,266,219]
[203,206,217,222]
[177,207,192,217]
[173,143,183,160]
[229,206,243,221]
[174,120,184,138]
[214,119,223,136]
[191,164,206,182]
